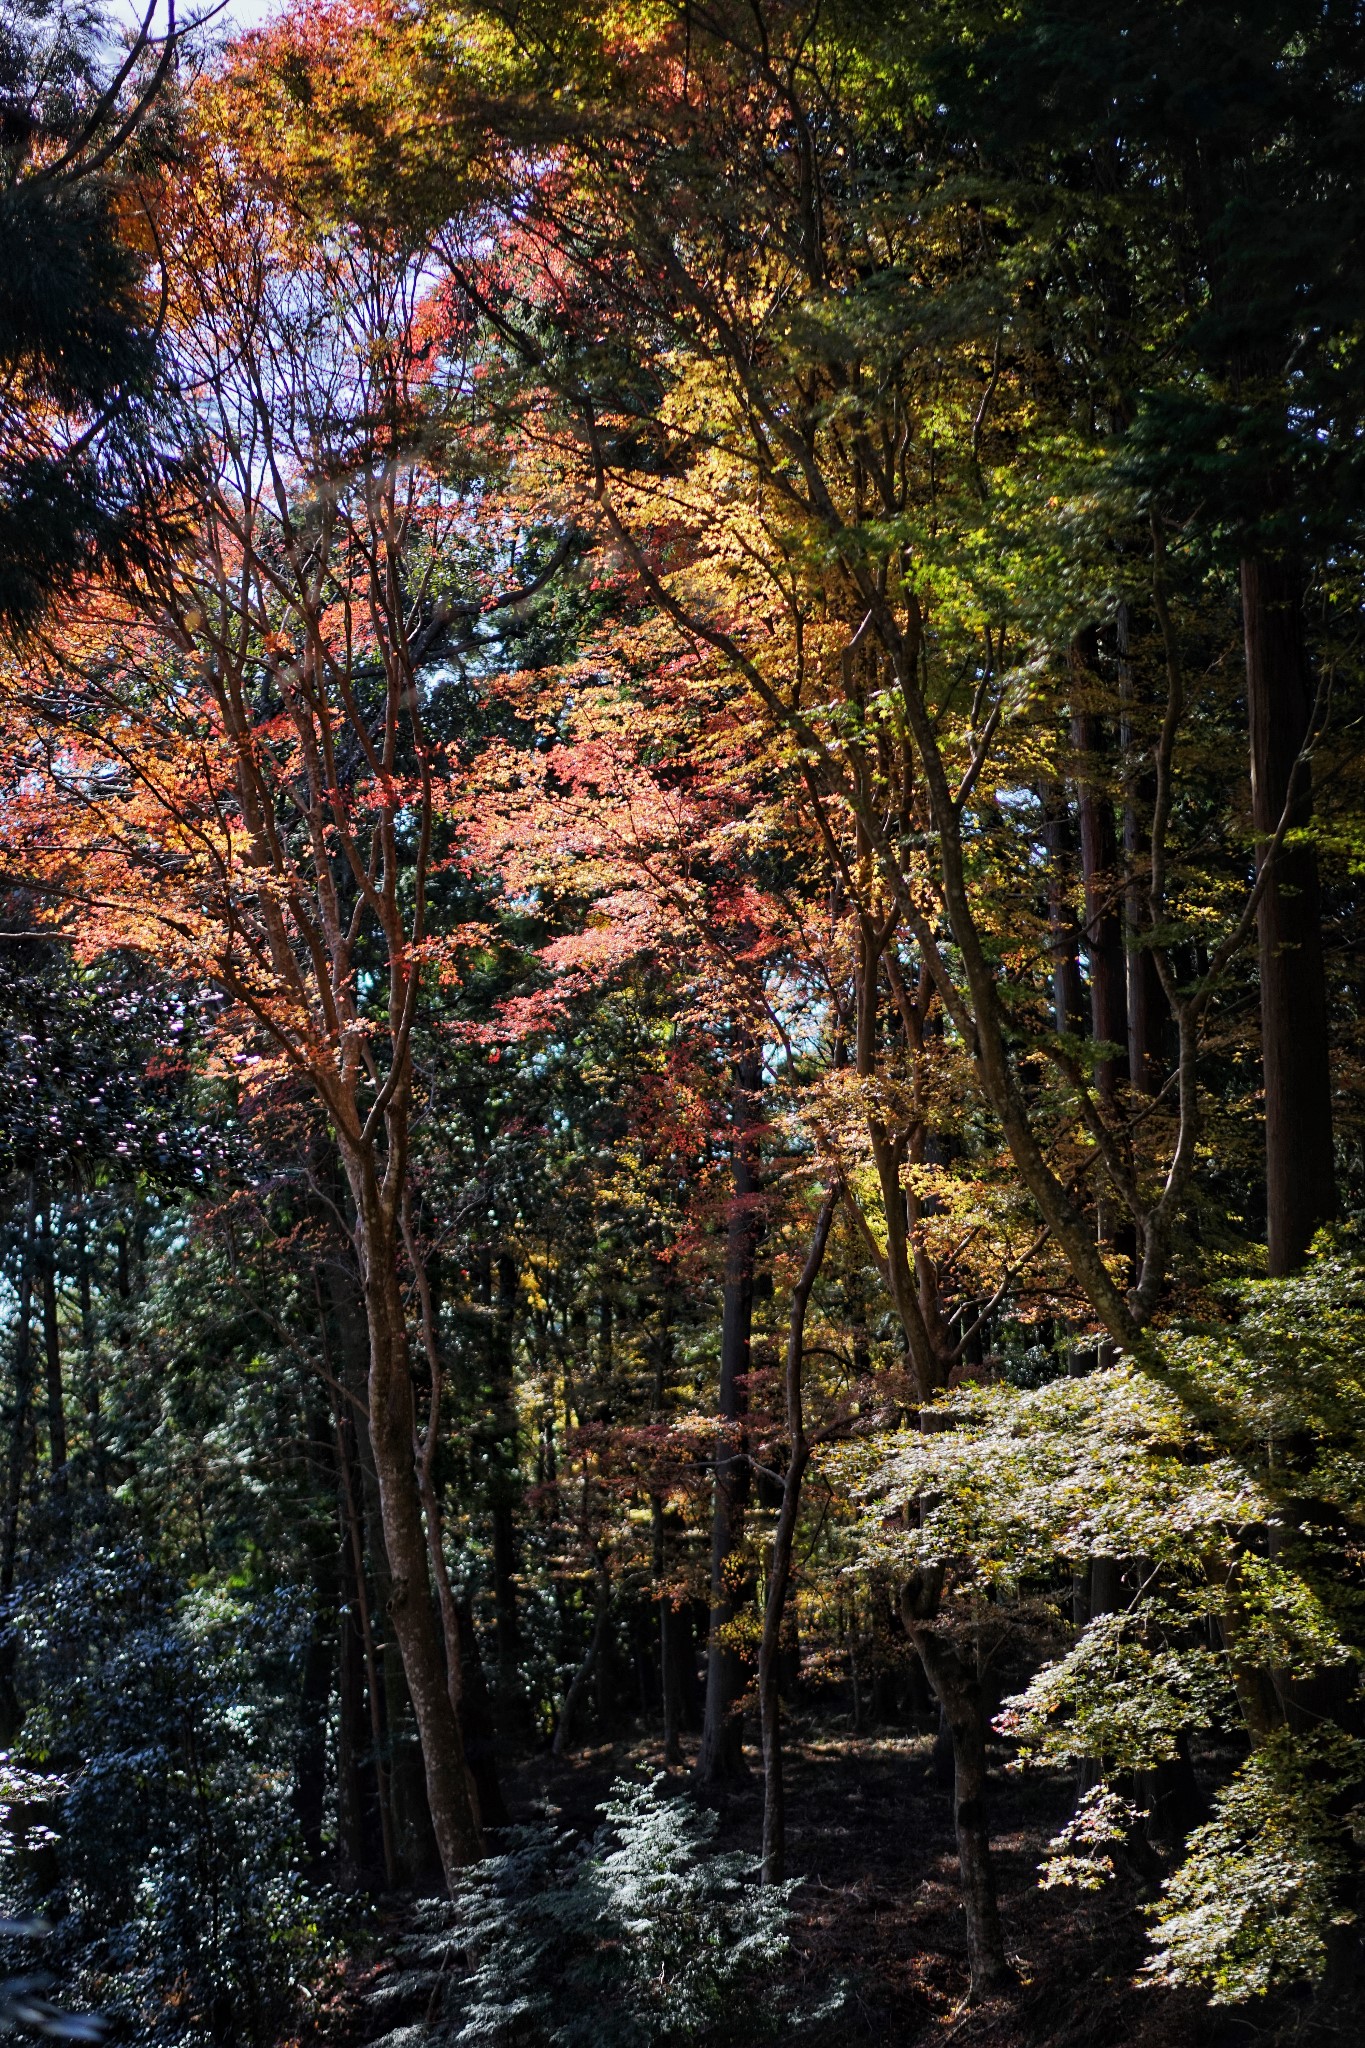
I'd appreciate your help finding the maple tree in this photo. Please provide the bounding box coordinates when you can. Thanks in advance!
[0,43,568,1878]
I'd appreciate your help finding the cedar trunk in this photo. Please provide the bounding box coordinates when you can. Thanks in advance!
[39,1203,66,1498]
[1038,782,1087,1037]
[1070,704,1128,1103]
[1118,603,1167,1095]
[1242,554,1335,1274]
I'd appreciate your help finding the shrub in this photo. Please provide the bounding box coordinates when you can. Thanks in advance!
[448,1778,815,2046]
[4,1555,340,2046]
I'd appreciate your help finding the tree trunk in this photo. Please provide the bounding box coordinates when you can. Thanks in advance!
[336,1404,399,1887]
[1118,603,1166,1095]
[294,1585,332,1870]
[760,1186,838,1883]
[1070,694,1129,1105]
[350,1170,483,1882]
[903,1602,1013,2000]
[330,1225,452,1883]
[75,1193,102,1491]
[1038,781,1087,1036]
[39,1203,66,1502]
[697,1047,763,1788]
[336,1573,372,1888]
[654,1499,684,1767]
[321,1265,400,1888]
[1242,553,1335,1273]
[2,1185,36,1599]
[650,1286,684,1766]
[295,1380,339,1871]
[409,1206,509,1835]
[453,1594,509,1832]
[474,1246,522,1693]
[553,1553,610,1756]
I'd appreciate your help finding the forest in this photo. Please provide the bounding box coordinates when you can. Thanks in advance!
[1,0,1364,2043]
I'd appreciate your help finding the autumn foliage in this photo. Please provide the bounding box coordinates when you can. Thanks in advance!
[2,2,1365,2042]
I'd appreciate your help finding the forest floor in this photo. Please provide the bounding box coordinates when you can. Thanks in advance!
[307,1715,1355,2048]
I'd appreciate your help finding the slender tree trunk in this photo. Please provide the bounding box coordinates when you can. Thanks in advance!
[1070,692,1129,1105]
[1118,604,1166,1094]
[650,1286,683,1766]
[1242,553,1335,1273]
[453,1594,509,1832]
[760,1185,838,1883]
[406,1206,508,1832]
[2,1185,37,1598]
[75,1193,102,1492]
[39,1203,66,1502]
[336,1578,371,1888]
[553,1553,610,1756]
[859,926,1009,1959]
[653,1501,686,1766]
[295,1584,333,1869]
[1038,781,1087,1035]
[295,1381,338,1870]
[489,1251,521,1687]
[697,1047,763,1788]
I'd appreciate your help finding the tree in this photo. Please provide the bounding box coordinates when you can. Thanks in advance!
[0,0,177,632]
[933,0,1365,1270]
[0,49,580,1877]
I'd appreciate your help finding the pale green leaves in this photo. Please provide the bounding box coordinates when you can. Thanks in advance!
[1144,1731,1365,2004]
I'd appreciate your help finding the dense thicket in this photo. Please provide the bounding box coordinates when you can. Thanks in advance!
[0,2,1363,2043]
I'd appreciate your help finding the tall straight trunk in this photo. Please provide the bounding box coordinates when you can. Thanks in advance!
[75,1194,102,1491]
[760,1186,838,1883]
[857,931,948,1398]
[1038,781,1087,1036]
[0,1186,37,1745]
[697,1047,763,1788]
[852,926,1008,1962]
[453,1594,509,1832]
[336,1574,371,1887]
[1070,700,1129,1104]
[1117,604,1166,1095]
[348,1165,482,1882]
[653,1498,684,1765]
[39,1204,66,1500]
[295,1583,333,1869]
[650,1290,683,1766]
[295,1382,338,1871]
[489,1251,520,1686]
[553,1553,610,1756]
[1242,554,1335,1273]
[2,1186,37,1598]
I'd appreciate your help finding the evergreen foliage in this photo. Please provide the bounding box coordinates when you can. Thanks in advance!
[0,0,171,631]
[448,1780,804,2047]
